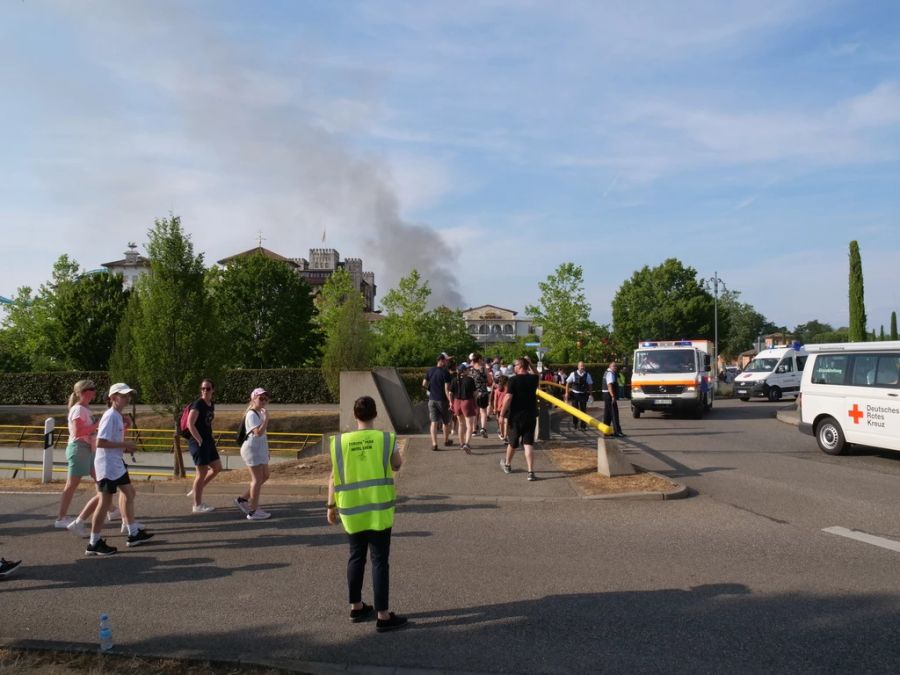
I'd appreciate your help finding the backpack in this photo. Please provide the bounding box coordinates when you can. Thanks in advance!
[178,403,193,439]
[452,374,468,399]
[236,415,250,445]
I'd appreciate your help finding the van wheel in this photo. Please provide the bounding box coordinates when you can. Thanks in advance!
[767,386,782,402]
[816,416,847,455]
[631,406,641,419]
[739,397,750,402]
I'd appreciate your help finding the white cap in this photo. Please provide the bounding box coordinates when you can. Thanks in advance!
[108,382,135,397]
[468,353,475,361]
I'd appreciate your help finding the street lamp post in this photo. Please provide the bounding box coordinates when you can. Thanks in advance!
[707,271,726,380]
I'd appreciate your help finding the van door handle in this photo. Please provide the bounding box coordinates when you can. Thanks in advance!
[889,393,898,397]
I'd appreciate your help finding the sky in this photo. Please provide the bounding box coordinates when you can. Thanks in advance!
[2,0,899,331]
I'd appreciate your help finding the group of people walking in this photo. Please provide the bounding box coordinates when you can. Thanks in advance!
[53,379,275,556]
[423,353,627,477]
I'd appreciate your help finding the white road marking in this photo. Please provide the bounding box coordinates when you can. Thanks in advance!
[823,526,900,553]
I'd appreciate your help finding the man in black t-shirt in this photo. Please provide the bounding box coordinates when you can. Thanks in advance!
[422,354,452,451]
[500,358,540,481]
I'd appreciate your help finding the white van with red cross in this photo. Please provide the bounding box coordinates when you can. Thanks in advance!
[799,341,900,455]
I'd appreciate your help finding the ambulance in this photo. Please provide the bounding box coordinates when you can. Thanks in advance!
[734,343,808,402]
[630,339,714,418]
[799,341,900,455]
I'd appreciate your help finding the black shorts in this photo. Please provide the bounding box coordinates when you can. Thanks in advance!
[476,391,490,409]
[189,439,220,467]
[508,415,536,449]
[97,473,131,494]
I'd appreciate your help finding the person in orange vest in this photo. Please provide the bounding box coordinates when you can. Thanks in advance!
[327,396,407,632]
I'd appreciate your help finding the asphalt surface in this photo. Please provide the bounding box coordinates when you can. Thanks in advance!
[1,399,899,674]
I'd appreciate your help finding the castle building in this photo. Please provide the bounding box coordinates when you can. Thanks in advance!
[218,246,376,312]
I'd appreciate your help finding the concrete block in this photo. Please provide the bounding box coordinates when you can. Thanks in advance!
[339,368,425,434]
[597,436,636,477]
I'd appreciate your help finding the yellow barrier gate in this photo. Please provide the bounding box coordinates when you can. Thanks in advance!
[536,385,614,436]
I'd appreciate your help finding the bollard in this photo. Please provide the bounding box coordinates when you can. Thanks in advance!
[597,435,636,477]
[537,399,551,441]
[42,417,55,483]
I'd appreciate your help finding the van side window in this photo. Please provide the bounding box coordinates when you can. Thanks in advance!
[797,356,808,371]
[874,355,900,387]
[777,359,793,373]
[811,355,848,385]
[851,355,879,386]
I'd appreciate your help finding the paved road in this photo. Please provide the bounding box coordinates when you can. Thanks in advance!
[1,400,898,674]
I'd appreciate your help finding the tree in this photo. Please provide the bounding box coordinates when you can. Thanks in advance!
[792,320,835,346]
[892,311,898,340]
[848,240,867,342]
[718,291,771,359]
[208,253,318,368]
[109,293,143,387]
[372,269,476,366]
[612,259,714,353]
[525,263,603,363]
[120,215,222,417]
[53,271,130,369]
[880,325,885,341]
[318,269,373,399]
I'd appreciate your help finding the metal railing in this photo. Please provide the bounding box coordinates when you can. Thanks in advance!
[0,424,322,455]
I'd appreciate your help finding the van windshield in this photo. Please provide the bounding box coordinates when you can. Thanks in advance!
[745,358,779,373]
[635,350,696,373]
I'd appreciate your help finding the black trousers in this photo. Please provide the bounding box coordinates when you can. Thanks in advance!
[602,393,622,434]
[570,393,589,429]
[347,527,392,611]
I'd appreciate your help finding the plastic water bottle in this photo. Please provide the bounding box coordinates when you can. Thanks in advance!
[99,613,113,652]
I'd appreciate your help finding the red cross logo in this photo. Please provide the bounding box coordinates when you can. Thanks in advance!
[848,403,864,424]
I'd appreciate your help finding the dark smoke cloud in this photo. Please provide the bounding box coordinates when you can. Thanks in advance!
[53,1,465,308]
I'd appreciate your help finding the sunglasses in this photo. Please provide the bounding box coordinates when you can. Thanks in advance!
[200,387,213,391]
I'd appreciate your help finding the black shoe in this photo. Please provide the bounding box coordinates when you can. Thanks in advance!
[85,539,117,556]
[432,444,438,451]
[376,612,408,632]
[350,602,375,623]
[615,432,627,437]
[445,439,454,447]
[126,529,155,547]
[527,471,536,481]
[0,558,22,577]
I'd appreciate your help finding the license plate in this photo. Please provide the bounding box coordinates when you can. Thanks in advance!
[653,399,673,405]
[736,389,747,395]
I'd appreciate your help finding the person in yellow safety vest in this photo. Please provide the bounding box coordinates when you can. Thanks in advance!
[327,396,408,633]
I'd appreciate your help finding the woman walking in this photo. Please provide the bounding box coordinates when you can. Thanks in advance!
[185,379,222,513]
[449,363,476,454]
[55,380,99,528]
[235,388,271,520]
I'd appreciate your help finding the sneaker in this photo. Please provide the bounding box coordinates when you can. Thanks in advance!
[500,459,511,474]
[431,444,438,451]
[444,439,454,447]
[192,504,214,514]
[126,529,154,547]
[247,509,271,521]
[107,508,121,521]
[234,497,251,515]
[497,432,505,440]
[527,472,536,481]
[481,428,488,439]
[54,516,74,529]
[462,443,472,455]
[350,602,374,623]
[67,520,89,538]
[0,558,22,577]
[85,539,117,556]
[375,612,408,633]
[120,521,144,534]
[186,489,194,497]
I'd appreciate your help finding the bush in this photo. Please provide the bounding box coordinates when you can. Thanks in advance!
[219,369,335,404]
[0,371,111,405]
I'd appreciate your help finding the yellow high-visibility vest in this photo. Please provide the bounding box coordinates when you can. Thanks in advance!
[330,430,396,534]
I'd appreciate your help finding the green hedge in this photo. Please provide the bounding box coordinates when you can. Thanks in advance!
[0,371,111,405]
[0,364,617,405]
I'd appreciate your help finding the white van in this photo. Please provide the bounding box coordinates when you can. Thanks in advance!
[734,344,808,402]
[799,342,900,455]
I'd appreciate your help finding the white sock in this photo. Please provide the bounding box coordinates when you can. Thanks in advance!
[128,523,139,536]
[89,533,101,545]
[74,517,83,525]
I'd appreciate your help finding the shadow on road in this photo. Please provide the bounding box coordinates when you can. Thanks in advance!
[620,437,735,479]
[11,582,896,673]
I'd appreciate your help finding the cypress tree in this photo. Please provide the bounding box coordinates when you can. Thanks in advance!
[892,311,898,340]
[880,325,885,341]
[848,241,867,342]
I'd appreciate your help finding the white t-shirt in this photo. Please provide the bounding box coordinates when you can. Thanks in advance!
[243,409,269,450]
[604,370,617,392]
[68,404,94,443]
[95,407,127,481]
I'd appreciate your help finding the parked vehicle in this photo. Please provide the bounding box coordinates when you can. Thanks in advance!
[734,344,808,402]
[799,341,900,455]
[630,340,714,418]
